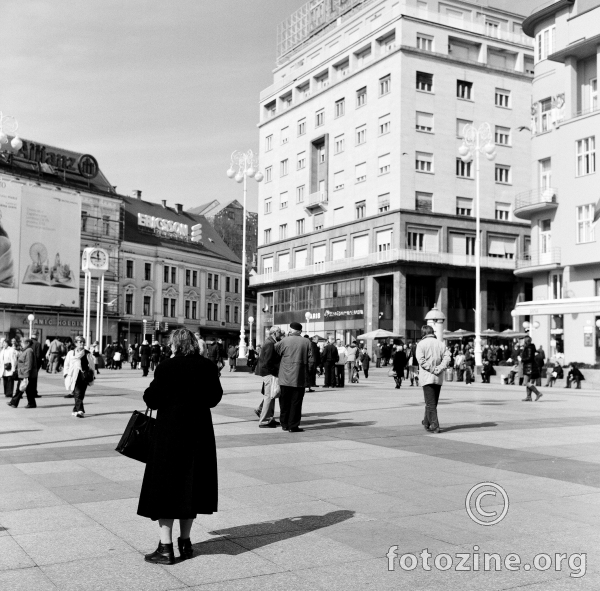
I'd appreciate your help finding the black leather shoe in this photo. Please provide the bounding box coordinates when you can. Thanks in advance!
[429,427,441,434]
[64,394,74,398]
[259,422,277,428]
[25,404,37,409]
[254,409,261,418]
[6,402,16,407]
[289,428,305,433]
[35,395,42,398]
[144,541,175,565]
[177,537,193,560]
[281,426,289,431]
[421,420,429,431]
[522,397,532,401]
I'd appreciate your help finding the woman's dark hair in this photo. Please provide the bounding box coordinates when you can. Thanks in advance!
[421,325,434,338]
[169,328,199,356]
[523,336,532,346]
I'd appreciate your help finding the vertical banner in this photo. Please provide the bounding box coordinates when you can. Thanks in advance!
[0,181,22,304]
[17,186,81,307]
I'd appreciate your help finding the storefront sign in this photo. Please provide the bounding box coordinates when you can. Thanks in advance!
[323,306,364,320]
[21,315,83,327]
[275,305,364,325]
[138,213,189,237]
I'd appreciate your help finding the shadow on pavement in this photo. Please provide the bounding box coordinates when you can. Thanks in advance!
[441,422,498,433]
[0,430,43,436]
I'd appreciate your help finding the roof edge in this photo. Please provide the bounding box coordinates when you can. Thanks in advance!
[522,0,574,36]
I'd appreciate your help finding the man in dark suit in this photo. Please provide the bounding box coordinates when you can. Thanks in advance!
[275,322,313,432]
[255,326,282,428]
[30,333,43,399]
[321,336,339,388]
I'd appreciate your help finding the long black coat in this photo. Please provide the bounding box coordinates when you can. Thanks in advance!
[140,344,150,368]
[137,354,223,520]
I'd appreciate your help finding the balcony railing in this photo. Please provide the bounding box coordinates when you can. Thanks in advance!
[514,187,558,218]
[308,191,328,206]
[516,248,561,269]
[251,248,516,285]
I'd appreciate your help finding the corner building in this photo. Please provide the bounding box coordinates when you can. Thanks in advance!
[253,0,534,343]
[512,0,600,364]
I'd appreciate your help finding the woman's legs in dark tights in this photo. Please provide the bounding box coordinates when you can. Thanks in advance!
[158,518,195,544]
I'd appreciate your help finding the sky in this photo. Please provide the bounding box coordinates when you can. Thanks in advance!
[0,0,537,213]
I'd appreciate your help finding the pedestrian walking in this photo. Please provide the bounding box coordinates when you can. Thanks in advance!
[521,336,543,401]
[416,325,451,433]
[7,338,37,409]
[360,346,370,378]
[392,342,407,389]
[92,341,101,374]
[407,345,419,386]
[335,340,347,388]
[1,338,18,398]
[321,336,339,388]
[206,339,222,376]
[138,328,223,564]
[306,335,320,392]
[464,348,475,384]
[274,322,312,432]
[48,336,62,373]
[227,344,238,371]
[140,340,151,377]
[346,340,359,384]
[131,342,140,370]
[255,326,282,428]
[63,336,95,418]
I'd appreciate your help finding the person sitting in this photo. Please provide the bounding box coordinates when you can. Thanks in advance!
[545,361,563,387]
[565,363,584,389]
[481,359,493,383]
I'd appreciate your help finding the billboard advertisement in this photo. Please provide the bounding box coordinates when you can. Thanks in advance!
[0,182,81,307]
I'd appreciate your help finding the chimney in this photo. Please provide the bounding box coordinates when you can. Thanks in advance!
[131,189,142,199]
[175,203,183,214]
[161,199,167,208]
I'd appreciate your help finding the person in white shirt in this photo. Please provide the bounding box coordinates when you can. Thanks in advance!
[335,340,347,388]
[1,339,18,398]
[345,341,359,384]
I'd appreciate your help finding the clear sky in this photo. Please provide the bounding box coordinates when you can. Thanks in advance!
[0,0,536,213]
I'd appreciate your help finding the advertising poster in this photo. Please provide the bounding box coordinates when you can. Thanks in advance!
[0,183,81,307]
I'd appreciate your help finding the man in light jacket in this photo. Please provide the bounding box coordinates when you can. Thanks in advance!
[274,322,313,432]
[335,340,347,388]
[346,340,359,384]
[416,325,451,433]
[8,338,36,408]
[255,326,282,428]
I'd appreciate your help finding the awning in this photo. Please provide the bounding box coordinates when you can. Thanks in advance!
[512,297,600,317]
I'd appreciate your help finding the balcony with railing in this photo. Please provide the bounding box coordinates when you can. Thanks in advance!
[305,191,328,213]
[514,188,558,219]
[251,248,516,286]
[515,248,561,274]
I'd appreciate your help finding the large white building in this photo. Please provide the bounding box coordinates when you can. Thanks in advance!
[252,0,535,344]
[512,0,600,364]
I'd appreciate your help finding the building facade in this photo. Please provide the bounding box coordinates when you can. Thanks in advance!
[119,194,256,347]
[252,0,534,344]
[512,0,600,364]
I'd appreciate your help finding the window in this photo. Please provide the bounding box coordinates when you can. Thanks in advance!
[185,300,191,319]
[332,239,347,260]
[234,306,239,324]
[495,88,510,107]
[535,25,555,62]
[416,111,433,132]
[171,267,176,284]
[234,278,239,293]
[265,101,276,118]
[143,295,151,316]
[355,201,366,219]
[378,193,390,212]
[488,236,516,259]
[356,125,366,145]
[207,303,212,321]
[356,46,372,66]
[415,152,433,173]
[298,118,306,136]
[415,192,433,212]
[225,305,230,322]
[280,159,288,176]
[416,71,433,92]
[226,277,231,292]
[356,87,367,107]
[81,210,88,232]
[486,20,499,38]
[263,257,273,276]
[407,232,424,251]
[576,137,596,176]
[263,228,270,244]
[264,198,272,214]
[576,204,595,243]
[126,260,133,279]
[379,115,390,135]
[102,215,110,236]
[265,134,273,151]
[540,98,552,132]
[125,293,133,315]
[163,297,169,317]
[551,273,563,300]
[316,73,329,90]
[376,229,392,259]
[379,75,391,96]
[314,213,324,231]
[456,158,473,178]
[280,192,288,209]
[315,109,324,127]
[592,79,598,112]
[450,234,476,256]
[334,170,344,190]
[186,269,191,286]
[296,185,305,203]
[355,162,366,183]
[192,271,198,287]
[495,202,511,220]
[407,228,438,251]
[163,265,170,283]
[281,126,289,145]
[207,273,213,289]
[456,118,472,138]
[334,135,345,154]
[212,303,218,321]
[335,99,345,118]
[296,218,305,234]
[265,166,272,182]
[495,126,510,145]
[417,33,433,51]
[457,80,473,100]
[279,224,287,240]
[456,197,473,216]
[144,263,151,281]
[378,153,391,175]
[297,152,306,170]
[495,165,510,183]
[214,274,219,290]
[318,145,326,163]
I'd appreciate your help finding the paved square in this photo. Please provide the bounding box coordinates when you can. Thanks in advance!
[0,368,598,590]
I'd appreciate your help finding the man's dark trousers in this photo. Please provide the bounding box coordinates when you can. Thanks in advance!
[279,386,304,430]
[335,364,345,387]
[422,384,442,429]
[323,362,335,387]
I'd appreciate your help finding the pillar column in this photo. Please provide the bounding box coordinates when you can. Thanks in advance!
[435,274,448,322]
[154,262,163,319]
[394,268,406,337]
[480,277,488,331]
[564,56,578,118]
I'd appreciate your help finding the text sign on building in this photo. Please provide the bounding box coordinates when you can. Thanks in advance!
[138,213,189,238]
[275,305,364,325]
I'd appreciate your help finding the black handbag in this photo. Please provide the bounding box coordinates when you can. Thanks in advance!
[4,363,11,371]
[115,408,156,463]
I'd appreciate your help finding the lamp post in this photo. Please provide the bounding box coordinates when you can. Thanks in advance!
[0,113,23,151]
[143,319,147,343]
[248,316,254,350]
[305,311,312,336]
[226,150,263,360]
[27,314,35,339]
[457,123,497,369]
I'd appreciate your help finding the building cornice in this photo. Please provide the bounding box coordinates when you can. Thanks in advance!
[522,0,574,37]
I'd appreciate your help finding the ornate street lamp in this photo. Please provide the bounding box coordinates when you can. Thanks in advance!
[27,314,35,339]
[457,123,497,369]
[0,113,22,151]
[248,316,254,350]
[226,150,263,360]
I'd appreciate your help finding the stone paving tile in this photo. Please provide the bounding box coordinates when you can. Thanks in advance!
[278,478,378,499]
[236,466,321,485]
[0,488,66,512]
[0,504,96,535]
[0,566,58,590]
[28,469,113,488]
[187,571,326,591]
[219,483,317,508]
[13,460,90,475]
[49,481,139,504]
[0,536,36,571]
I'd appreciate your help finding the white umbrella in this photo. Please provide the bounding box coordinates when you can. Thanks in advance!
[356,329,403,340]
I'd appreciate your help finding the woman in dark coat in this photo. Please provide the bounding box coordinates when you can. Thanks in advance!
[521,336,542,401]
[138,328,222,565]
[140,340,151,377]
[392,343,407,389]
